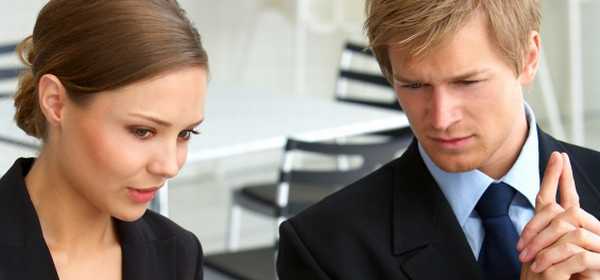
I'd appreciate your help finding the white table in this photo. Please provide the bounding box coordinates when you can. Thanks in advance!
[0,85,409,216]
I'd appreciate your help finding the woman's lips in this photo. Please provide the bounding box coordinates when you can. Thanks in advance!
[127,187,159,204]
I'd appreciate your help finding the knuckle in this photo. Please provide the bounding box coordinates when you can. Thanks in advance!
[553,220,575,233]
[557,243,570,254]
[566,206,582,219]
[548,203,564,214]
[573,228,587,241]
[536,250,551,265]
[536,195,547,207]
[542,268,555,279]
[576,251,591,267]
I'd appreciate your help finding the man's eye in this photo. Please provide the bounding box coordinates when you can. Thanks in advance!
[131,128,154,139]
[403,82,424,89]
[459,80,480,86]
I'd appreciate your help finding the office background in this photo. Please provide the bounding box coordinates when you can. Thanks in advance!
[0,0,599,279]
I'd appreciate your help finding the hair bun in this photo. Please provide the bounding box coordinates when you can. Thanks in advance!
[14,35,44,138]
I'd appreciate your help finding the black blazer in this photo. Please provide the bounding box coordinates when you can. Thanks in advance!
[0,158,203,280]
[277,128,600,280]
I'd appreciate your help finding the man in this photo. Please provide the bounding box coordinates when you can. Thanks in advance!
[277,0,600,279]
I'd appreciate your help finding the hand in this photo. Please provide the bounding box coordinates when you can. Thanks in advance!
[518,152,600,279]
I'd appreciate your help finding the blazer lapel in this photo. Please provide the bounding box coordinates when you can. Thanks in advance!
[117,214,177,280]
[0,158,182,280]
[391,143,483,280]
[0,158,59,280]
[537,128,600,216]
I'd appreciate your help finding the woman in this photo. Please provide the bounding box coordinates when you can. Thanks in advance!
[0,0,208,279]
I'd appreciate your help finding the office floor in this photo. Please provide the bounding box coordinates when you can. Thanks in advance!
[1,117,600,280]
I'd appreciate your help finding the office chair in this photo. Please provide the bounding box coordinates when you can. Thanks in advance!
[204,136,411,280]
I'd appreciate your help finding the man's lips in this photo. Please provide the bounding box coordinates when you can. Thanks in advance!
[431,135,473,143]
[429,135,474,149]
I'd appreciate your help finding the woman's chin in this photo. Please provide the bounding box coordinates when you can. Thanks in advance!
[112,207,148,222]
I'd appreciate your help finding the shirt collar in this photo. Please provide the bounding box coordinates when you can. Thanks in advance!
[418,102,540,226]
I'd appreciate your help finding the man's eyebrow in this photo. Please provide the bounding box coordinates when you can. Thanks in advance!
[392,73,420,84]
[450,69,491,81]
[392,69,491,84]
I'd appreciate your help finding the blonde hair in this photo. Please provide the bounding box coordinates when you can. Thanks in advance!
[364,0,541,81]
[14,0,209,140]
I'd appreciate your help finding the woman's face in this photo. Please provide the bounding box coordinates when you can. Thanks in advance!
[56,67,207,221]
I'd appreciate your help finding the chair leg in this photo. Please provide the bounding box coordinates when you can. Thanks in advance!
[226,204,242,251]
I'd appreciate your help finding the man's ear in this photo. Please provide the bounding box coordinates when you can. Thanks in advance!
[519,31,541,86]
[38,74,68,128]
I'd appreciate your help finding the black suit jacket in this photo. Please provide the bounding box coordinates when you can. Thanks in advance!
[0,158,203,280]
[277,129,600,280]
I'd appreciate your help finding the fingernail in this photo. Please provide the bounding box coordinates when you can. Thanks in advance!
[519,249,528,261]
[531,261,538,272]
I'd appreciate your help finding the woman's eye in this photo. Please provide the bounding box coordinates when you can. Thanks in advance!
[178,129,200,141]
[131,128,154,139]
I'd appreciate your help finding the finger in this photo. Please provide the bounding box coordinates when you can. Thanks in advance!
[531,228,600,273]
[520,207,600,261]
[558,153,580,209]
[559,206,600,236]
[537,152,563,211]
[518,203,564,251]
[530,243,584,273]
[520,214,574,262]
[541,251,600,278]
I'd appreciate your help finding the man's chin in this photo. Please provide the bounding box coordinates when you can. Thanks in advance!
[430,154,479,173]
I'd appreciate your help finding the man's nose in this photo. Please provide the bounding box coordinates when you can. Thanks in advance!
[429,88,461,130]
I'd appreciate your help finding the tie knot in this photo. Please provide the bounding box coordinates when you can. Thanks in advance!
[476,182,516,219]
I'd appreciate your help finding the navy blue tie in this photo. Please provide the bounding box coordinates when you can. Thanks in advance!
[476,182,521,280]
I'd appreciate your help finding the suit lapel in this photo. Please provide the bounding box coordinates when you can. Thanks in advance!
[537,128,600,216]
[0,158,59,280]
[0,158,179,280]
[391,143,483,280]
[117,214,177,280]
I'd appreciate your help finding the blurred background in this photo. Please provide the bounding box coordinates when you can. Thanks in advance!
[1,1,599,279]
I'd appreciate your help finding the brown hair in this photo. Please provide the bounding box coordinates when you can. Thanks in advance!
[364,0,541,81]
[14,0,209,139]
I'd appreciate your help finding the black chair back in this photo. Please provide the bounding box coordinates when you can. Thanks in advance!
[276,135,412,217]
[335,41,402,111]
[0,43,24,99]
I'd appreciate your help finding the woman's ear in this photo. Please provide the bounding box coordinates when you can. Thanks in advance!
[519,31,541,86]
[38,74,68,128]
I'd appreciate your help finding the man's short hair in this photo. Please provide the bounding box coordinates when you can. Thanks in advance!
[365,0,541,80]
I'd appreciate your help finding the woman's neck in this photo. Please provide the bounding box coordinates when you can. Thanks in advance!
[24,148,119,253]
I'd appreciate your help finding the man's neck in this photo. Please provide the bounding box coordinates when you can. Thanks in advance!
[479,111,530,180]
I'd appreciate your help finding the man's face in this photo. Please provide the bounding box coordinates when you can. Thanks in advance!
[388,12,537,178]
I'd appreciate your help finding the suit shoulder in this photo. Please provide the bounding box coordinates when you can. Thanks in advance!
[559,140,600,162]
[288,158,399,234]
[139,211,203,255]
[558,141,600,182]
[136,211,203,279]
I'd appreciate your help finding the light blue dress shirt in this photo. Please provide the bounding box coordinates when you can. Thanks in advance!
[418,102,540,259]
